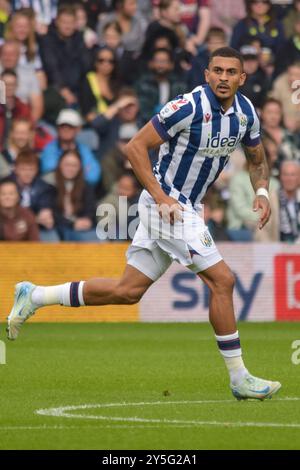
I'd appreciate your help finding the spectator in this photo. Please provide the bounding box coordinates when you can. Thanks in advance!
[275,13,300,77]
[0,69,31,151]
[11,1,58,34]
[39,4,90,106]
[270,61,300,131]
[80,46,120,121]
[261,98,300,164]
[40,109,101,185]
[187,27,227,88]
[0,1,10,44]
[231,0,285,54]
[11,150,58,241]
[90,87,140,159]
[283,0,300,38]
[239,45,270,108]
[53,149,98,242]
[74,2,98,49]
[97,0,146,54]
[100,122,136,195]
[99,170,141,240]
[135,48,187,124]
[182,0,212,54]
[101,20,123,52]
[61,0,112,31]
[226,159,280,242]
[210,0,246,38]
[0,40,43,122]
[203,189,230,241]
[0,118,33,177]
[278,160,300,242]
[143,0,186,59]
[100,21,139,85]
[261,134,280,178]
[5,8,46,86]
[0,179,39,240]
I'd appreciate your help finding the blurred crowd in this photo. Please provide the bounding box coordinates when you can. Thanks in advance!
[0,0,299,243]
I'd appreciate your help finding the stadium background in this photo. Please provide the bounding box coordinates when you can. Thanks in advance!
[0,242,299,322]
[0,0,299,323]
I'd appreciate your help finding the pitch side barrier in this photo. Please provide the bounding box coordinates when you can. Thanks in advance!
[0,243,299,322]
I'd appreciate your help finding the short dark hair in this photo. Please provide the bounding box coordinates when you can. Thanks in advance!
[57,4,76,17]
[209,47,244,68]
[1,68,17,80]
[150,47,174,62]
[0,178,18,191]
[206,27,226,42]
[15,150,39,168]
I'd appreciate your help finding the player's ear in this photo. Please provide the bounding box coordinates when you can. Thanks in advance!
[204,69,210,84]
[239,72,247,86]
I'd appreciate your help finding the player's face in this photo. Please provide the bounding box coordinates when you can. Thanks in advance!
[205,57,246,102]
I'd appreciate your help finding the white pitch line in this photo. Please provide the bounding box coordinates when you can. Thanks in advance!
[33,397,300,429]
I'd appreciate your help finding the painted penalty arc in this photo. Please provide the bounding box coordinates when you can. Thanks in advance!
[35,397,300,429]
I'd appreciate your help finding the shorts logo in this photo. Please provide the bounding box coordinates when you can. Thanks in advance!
[200,231,213,247]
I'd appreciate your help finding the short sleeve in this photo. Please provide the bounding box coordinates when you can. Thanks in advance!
[241,108,261,147]
[151,95,195,140]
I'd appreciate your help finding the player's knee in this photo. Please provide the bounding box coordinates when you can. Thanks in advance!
[212,270,235,293]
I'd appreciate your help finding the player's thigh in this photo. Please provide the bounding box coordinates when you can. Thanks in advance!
[119,245,172,300]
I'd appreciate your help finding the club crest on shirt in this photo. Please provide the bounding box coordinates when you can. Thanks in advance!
[237,113,248,127]
[199,231,213,247]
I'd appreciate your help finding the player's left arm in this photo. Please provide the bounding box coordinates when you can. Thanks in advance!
[242,142,271,230]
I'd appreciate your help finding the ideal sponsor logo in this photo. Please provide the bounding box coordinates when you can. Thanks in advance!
[206,132,243,149]
[275,255,300,321]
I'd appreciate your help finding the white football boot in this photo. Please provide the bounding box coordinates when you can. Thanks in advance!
[7,282,39,340]
[231,373,281,401]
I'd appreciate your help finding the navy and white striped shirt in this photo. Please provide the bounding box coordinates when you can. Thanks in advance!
[151,84,260,209]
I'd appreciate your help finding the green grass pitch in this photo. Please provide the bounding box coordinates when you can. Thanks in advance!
[1,322,300,450]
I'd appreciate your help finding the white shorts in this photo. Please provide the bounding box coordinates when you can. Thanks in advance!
[126,190,222,281]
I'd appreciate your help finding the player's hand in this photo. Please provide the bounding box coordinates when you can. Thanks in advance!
[253,195,271,230]
[156,195,184,225]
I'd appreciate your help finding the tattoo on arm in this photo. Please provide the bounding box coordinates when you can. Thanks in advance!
[243,143,270,192]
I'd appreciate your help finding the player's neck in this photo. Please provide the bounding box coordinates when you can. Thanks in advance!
[218,97,235,113]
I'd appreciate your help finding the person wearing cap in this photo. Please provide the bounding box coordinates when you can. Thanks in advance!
[239,44,270,109]
[40,109,101,185]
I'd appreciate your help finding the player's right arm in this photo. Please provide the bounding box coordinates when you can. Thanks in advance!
[124,121,183,224]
